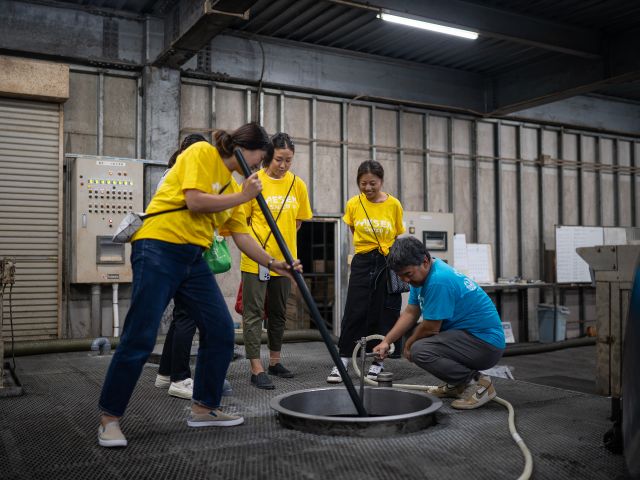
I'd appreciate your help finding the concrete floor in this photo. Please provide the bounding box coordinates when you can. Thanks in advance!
[0,343,629,480]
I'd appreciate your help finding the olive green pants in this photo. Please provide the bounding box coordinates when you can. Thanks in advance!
[241,272,291,359]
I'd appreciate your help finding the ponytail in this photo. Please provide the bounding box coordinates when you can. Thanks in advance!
[213,122,271,159]
[213,130,234,157]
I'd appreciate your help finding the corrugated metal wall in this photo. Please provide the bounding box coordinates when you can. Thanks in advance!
[58,70,638,340]
[178,79,637,340]
[0,97,62,341]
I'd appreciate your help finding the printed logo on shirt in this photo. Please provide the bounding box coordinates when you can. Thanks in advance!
[418,294,425,309]
[464,278,477,292]
[265,195,297,211]
[354,218,393,234]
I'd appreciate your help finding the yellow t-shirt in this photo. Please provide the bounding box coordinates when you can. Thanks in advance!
[240,170,312,275]
[343,193,405,255]
[133,142,248,248]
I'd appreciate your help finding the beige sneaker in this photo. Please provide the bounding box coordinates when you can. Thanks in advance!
[168,378,193,399]
[187,408,244,427]
[425,383,466,398]
[451,375,496,410]
[98,421,127,447]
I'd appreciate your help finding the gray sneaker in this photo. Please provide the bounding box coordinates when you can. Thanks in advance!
[155,374,170,388]
[187,409,244,428]
[98,421,127,447]
[326,366,343,384]
[222,379,234,396]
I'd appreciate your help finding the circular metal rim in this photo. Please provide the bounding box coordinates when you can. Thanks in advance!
[269,387,443,423]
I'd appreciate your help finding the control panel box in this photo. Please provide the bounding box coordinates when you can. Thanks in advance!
[403,211,455,265]
[70,156,144,283]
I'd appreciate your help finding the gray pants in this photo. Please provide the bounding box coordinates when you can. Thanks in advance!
[241,272,291,359]
[410,329,504,386]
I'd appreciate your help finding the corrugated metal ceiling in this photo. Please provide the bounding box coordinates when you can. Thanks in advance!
[462,0,640,33]
[44,0,640,102]
[230,0,556,75]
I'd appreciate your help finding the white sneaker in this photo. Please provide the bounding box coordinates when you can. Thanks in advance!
[168,378,193,399]
[155,374,170,388]
[366,362,383,380]
[326,366,343,384]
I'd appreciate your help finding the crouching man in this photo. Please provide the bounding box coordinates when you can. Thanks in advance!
[373,236,505,409]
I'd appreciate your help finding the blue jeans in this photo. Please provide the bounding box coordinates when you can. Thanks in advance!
[98,239,234,417]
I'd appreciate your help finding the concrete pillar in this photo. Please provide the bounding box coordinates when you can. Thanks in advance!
[143,66,180,162]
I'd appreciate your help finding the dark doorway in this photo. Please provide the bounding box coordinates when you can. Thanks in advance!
[295,220,336,331]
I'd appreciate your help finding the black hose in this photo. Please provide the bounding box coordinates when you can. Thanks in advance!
[235,149,367,416]
[503,337,595,356]
[3,329,337,357]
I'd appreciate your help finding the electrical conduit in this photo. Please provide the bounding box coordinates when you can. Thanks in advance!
[112,283,120,337]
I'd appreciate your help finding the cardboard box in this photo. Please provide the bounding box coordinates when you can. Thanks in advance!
[312,260,335,273]
[310,276,335,299]
[285,281,311,330]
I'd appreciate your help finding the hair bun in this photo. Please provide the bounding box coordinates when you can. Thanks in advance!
[214,130,234,157]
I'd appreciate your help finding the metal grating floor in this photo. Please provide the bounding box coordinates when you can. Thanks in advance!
[0,342,627,480]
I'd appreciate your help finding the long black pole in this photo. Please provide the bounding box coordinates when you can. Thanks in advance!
[235,149,368,417]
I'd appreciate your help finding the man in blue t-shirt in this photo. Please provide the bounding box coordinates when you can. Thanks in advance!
[373,236,505,410]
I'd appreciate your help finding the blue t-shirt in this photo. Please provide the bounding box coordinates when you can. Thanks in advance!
[408,258,506,349]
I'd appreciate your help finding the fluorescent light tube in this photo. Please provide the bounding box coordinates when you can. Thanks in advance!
[378,12,478,40]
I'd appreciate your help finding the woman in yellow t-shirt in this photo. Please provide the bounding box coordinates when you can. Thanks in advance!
[326,160,405,384]
[240,132,312,389]
[97,123,300,448]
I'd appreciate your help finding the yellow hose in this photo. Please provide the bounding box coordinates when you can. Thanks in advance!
[352,335,533,480]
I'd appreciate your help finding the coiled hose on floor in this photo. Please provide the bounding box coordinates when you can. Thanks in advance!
[352,335,533,480]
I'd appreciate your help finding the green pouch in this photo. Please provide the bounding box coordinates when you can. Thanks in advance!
[204,234,231,274]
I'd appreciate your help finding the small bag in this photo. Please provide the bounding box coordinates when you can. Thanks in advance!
[235,281,244,314]
[112,207,187,243]
[234,280,268,318]
[112,212,144,243]
[204,234,232,274]
[387,268,410,294]
[358,195,409,295]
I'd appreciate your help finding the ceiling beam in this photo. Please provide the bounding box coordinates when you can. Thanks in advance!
[489,27,640,116]
[506,95,640,137]
[204,33,486,114]
[0,0,145,67]
[331,0,602,59]
[153,0,258,68]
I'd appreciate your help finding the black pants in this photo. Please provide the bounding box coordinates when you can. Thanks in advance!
[338,250,402,358]
[158,299,195,382]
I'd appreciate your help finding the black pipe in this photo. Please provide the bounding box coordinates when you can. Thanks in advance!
[3,330,335,357]
[235,149,368,417]
[502,337,595,356]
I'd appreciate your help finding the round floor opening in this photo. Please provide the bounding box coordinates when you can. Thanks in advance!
[270,387,442,437]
